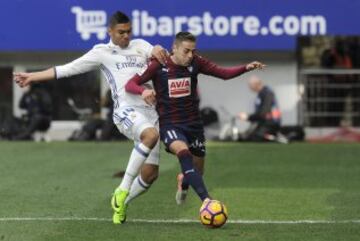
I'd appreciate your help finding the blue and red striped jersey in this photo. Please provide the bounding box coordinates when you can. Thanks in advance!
[126,54,248,127]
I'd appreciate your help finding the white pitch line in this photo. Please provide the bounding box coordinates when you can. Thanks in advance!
[0,217,360,224]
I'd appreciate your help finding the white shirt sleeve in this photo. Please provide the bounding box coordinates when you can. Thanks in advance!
[55,48,102,79]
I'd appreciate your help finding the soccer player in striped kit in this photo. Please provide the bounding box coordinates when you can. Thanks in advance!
[14,11,167,224]
[125,31,265,205]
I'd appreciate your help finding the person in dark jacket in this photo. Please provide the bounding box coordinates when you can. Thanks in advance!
[238,75,286,143]
[12,83,52,140]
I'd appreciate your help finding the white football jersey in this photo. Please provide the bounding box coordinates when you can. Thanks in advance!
[55,39,155,124]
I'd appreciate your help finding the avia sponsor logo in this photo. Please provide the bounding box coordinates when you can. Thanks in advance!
[168,77,191,98]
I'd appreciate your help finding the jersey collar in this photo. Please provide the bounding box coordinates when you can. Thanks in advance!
[108,40,129,50]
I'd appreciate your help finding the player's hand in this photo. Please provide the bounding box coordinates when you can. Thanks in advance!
[152,45,169,65]
[246,61,266,71]
[142,89,156,106]
[238,112,248,121]
[13,72,33,88]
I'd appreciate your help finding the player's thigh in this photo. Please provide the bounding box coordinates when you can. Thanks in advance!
[160,126,189,154]
[115,108,156,142]
[188,130,206,158]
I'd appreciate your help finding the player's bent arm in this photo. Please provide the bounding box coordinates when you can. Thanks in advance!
[141,89,156,106]
[126,73,156,106]
[125,59,161,95]
[136,39,167,65]
[125,75,146,95]
[151,45,168,65]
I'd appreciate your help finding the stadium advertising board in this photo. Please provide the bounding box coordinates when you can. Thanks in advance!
[0,0,359,51]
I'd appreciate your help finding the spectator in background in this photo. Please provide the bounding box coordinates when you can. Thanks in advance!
[238,75,287,143]
[348,37,360,126]
[321,38,353,69]
[348,37,360,68]
[69,89,125,141]
[321,38,354,126]
[12,83,52,140]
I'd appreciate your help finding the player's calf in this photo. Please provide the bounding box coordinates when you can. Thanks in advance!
[176,149,210,201]
[140,163,159,184]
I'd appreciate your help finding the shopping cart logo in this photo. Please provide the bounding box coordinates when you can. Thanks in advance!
[71,6,107,41]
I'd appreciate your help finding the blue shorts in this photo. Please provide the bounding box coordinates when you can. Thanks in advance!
[160,124,206,157]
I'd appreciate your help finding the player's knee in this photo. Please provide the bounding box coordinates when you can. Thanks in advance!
[176,148,191,157]
[141,127,159,149]
[170,142,189,155]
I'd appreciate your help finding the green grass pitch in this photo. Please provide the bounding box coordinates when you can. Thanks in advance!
[0,141,359,241]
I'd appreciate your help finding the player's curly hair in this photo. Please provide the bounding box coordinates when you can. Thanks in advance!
[109,11,130,27]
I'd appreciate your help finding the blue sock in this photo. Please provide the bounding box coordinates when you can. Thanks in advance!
[177,150,209,201]
[181,176,190,190]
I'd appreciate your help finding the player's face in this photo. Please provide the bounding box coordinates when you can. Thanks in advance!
[173,41,196,66]
[108,22,132,48]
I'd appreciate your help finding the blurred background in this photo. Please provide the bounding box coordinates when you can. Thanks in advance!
[1,0,360,142]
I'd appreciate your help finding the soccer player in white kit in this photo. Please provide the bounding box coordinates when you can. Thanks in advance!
[14,11,167,224]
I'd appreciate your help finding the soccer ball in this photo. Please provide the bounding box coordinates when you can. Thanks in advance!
[199,199,228,228]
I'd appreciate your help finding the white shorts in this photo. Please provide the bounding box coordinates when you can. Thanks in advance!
[115,106,160,166]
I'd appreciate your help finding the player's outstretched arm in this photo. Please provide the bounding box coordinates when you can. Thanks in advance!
[245,61,266,71]
[198,56,265,80]
[14,68,55,88]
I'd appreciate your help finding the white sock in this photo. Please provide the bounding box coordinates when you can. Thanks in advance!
[118,143,151,191]
[125,175,150,204]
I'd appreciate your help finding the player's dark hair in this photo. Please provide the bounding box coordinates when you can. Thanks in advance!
[109,11,130,27]
[174,32,196,45]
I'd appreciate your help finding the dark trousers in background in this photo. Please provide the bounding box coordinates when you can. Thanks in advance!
[242,122,280,142]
